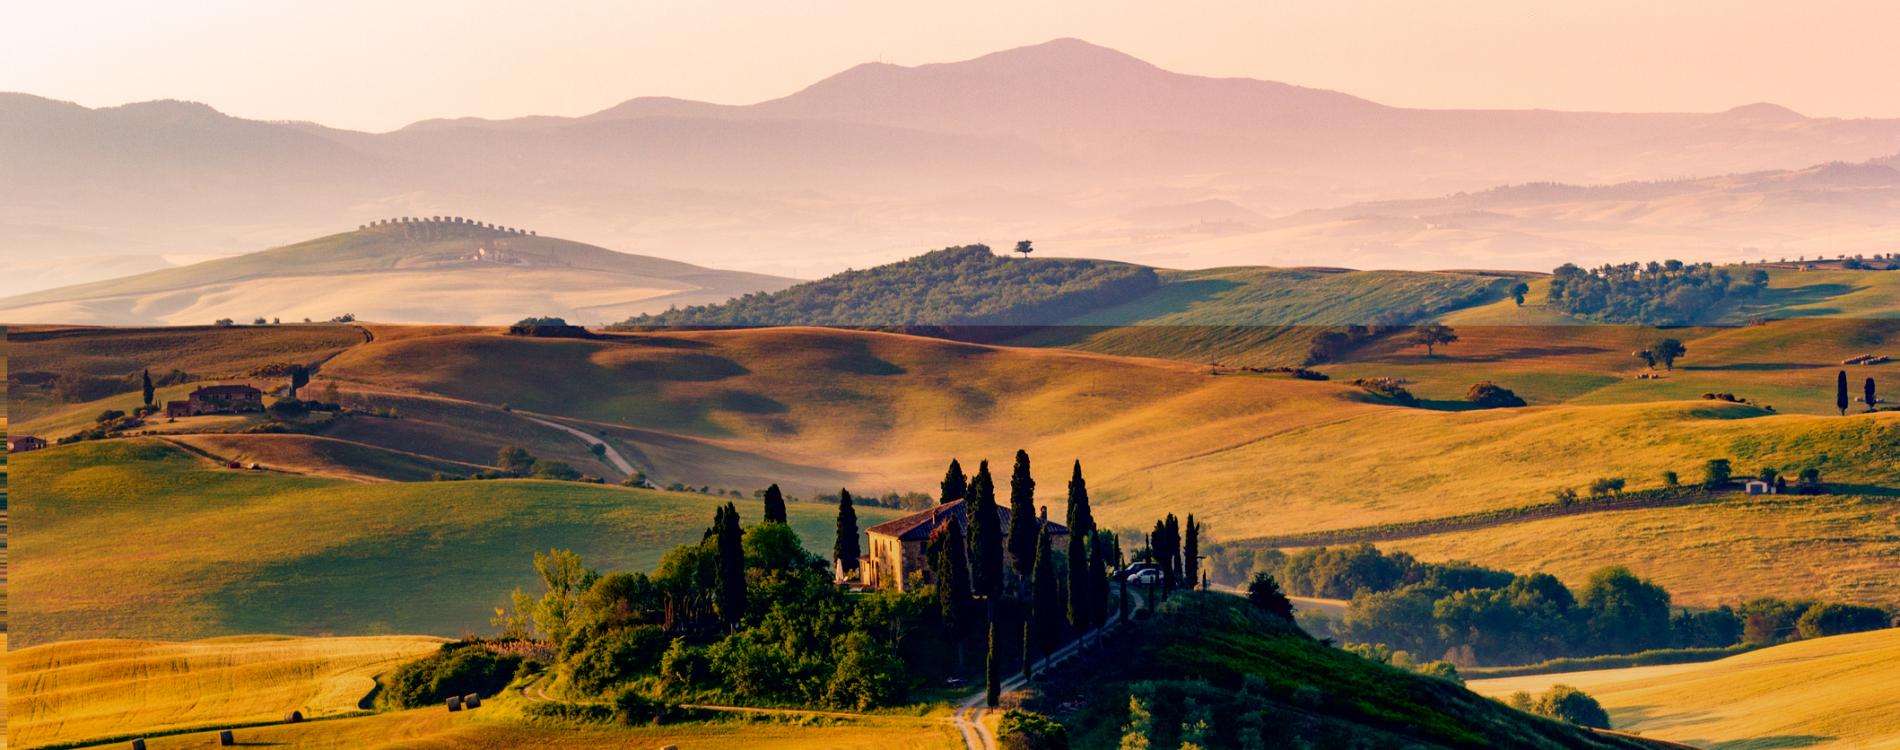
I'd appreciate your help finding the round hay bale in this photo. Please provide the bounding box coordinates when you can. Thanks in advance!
[447,695,463,711]
[218,729,235,746]
[463,693,481,708]
[285,709,304,723]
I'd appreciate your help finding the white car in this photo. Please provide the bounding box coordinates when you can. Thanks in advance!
[1126,569,1161,585]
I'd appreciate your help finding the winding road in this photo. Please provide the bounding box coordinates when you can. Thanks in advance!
[952,585,1144,750]
[519,413,636,478]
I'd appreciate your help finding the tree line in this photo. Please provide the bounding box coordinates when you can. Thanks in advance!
[1547,260,1766,324]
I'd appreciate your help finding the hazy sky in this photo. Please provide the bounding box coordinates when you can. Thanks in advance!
[7,0,1900,132]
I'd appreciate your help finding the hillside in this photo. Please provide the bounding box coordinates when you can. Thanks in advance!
[0,221,795,326]
[15,41,1900,291]
[7,439,900,646]
[1468,628,1900,749]
[5,635,445,749]
[1035,592,1669,749]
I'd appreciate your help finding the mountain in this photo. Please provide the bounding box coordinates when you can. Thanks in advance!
[0,220,795,326]
[10,39,1900,292]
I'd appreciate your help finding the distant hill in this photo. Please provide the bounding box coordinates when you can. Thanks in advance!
[0,220,796,326]
[620,244,1159,328]
[13,39,1900,290]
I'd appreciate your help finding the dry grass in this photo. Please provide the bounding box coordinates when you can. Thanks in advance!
[1468,628,1900,749]
[6,635,445,749]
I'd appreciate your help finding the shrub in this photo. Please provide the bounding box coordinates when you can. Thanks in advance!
[997,709,1070,750]
[822,631,907,710]
[381,643,522,709]
[1466,381,1527,408]
[1795,603,1892,639]
[613,689,683,725]
[566,625,670,694]
[657,638,708,690]
[534,461,583,481]
[1529,685,1610,729]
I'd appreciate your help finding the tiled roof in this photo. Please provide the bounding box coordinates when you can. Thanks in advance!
[193,384,261,396]
[865,498,1071,542]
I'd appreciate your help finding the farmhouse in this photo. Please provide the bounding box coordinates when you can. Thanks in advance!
[1745,479,1777,495]
[7,435,47,452]
[861,498,1069,591]
[166,384,265,418]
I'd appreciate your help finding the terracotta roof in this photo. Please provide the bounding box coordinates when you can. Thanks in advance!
[192,384,262,396]
[865,498,1070,542]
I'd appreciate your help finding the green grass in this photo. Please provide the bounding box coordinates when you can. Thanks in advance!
[9,439,897,646]
[1036,592,1665,749]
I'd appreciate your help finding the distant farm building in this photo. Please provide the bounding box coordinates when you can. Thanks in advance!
[861,499,1069,591]
[166,384,265,418]
[7,435,47,452]
[1745,479,1777,495]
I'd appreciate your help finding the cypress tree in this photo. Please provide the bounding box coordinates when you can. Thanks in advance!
[714,503,745,627]
[761,483,787,524]
[1089,530,1110,629]
[1183,515,1199,592]
[940,458,967,505]
[966,461,1003,598]
[834,489,860,574]
[929,521,973,668]
[1032,522,1061,662]
[985,609,1001,708]
[1021,618,1034,682]
[1065,461,1095,629]
[141,369,155,408]
[1838,370,1850,415]
[1162,514,1182,593]
[1006,450,1039,580]
[1865,377,1878,412]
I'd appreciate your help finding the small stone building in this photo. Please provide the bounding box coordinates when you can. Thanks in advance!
[7,435,47,452]
[166,384,265,418]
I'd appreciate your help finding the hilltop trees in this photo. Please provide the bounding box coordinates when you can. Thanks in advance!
[834,489,860,576]
[940,459,967,504]
[1007,450,1039,580]
[1635,338,1687,370]
[1837,370,1851,415]
[761,484,787,524]
[1409,324,1459,357]
[1547,260,1746,324]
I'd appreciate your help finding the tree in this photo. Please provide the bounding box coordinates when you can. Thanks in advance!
[929,521,973,666]
[1030,524,1061,674]
[1183,515,1200,592]
[1409,324,1459,356]
[985,611,1002,708]
[1579,566,1673,655]
[528,548,598,645]
[967,461,1005,598]
[940,459,967,505]
[497,446,538,476]
[1162,514,1182,592]
[1006,450,1039,580]
[1865,377,1879,412]
[1530,685,1611,729]
[714,504,746,627]
[1510,281,1531,306]
[1795,602,1890,638]
[141,369,155,408]
[761,483,787,524]
[1066,461,1096,629]
[1702,458,1732,489]
[1636,338,1687,370]
[1466,381,1527,408]
[288,364,310,399]
[1837,370,1850,415]
[1089,530,1111,631]
[1247,572,1295,621]
[835,489,861,574]
[1014,240,1034,259]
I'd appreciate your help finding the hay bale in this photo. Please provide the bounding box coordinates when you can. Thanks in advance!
[463,693,481,708]
[285,709,304,723]
[131,741,147,750]
[447,695,463,711]
[218,729,235,745]
[661,746,680,750]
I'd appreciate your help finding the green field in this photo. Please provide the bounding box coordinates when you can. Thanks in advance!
[9,439,898,646]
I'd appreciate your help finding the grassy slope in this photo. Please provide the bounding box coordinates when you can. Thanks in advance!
[1468,628,1900,749]
[6,635,446,749]
[1044,592,1666,749]
[8,439,898,646]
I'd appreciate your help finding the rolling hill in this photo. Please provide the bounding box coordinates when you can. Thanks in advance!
[0,222,796,326]
[14,40,1900,289]
[1468,628,1900,749]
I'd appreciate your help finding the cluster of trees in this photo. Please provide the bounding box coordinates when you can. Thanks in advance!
[1206,544,1891,667]
[1840,370,1883,415]
[507,317,591,338]
[620,245,1160,327]
[1547,260,1765,324]
[1306,322,1457,365]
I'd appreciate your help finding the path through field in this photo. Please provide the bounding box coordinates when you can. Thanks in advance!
[520,413,635,478]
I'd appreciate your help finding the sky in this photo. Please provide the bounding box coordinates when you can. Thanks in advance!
[5,0,1900,132]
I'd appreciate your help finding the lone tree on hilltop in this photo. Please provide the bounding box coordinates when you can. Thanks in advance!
[1014,240,1034,259]
[1410,324,1459,357]
[761,483,787,524]
[834,489,860,575]
[1837,370,1851,415]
